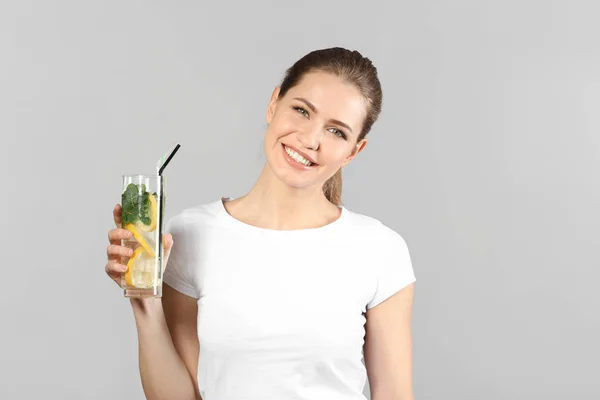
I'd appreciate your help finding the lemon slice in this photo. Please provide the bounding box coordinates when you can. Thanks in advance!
[135,193,158,233]
[125,246,144,287]
[124,223,156,258]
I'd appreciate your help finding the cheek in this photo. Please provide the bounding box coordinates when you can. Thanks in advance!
[265,119,287,142]
[266,117,293,141]
[273,110,310,134]
[320,143,352,165]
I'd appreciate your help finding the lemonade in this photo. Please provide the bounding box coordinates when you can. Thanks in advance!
[118,144,179,298]
[120,179,164,297]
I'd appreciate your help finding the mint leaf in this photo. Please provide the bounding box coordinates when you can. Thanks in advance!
[139,191,152,226]
[123,184,138,209]
[121,183,155,227]
[122,183,141,226]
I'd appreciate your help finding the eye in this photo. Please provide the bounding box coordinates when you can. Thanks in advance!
[328,128,347,140]
[293,106,309,118]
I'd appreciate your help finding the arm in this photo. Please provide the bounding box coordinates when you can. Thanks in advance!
[364,283,415,400]
[162,283,201,399]
[131,283,200,400]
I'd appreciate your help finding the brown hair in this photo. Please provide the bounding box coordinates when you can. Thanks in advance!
[277,47,383,206]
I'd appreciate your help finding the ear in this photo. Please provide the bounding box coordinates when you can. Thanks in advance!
[266,86,281,125]
[340,138,368,168]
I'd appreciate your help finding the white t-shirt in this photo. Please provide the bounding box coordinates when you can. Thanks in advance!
[163,198,416,400]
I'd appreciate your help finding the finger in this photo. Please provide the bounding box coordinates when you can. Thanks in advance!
[105,261,128,277]
[114,204,122,228]
[107,244,134,259]
[163,233,173,252]
[108,228,132,244]
[162,234,174,268]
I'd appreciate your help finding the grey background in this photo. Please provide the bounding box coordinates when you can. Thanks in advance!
[2,0,598,399]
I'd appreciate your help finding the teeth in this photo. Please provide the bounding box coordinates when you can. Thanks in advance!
[284,145,313,166]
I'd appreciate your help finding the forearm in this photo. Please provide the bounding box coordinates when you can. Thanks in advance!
[131,298,199,400]
[370,388,414,400]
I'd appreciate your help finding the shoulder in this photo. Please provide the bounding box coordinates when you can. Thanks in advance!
[344,208,416,310]
[342,207,409,249]
[165,198,225,233]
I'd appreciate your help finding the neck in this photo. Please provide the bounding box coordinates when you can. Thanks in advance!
[227,163,340,230]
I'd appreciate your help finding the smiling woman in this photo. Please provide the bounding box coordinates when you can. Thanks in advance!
[268,48,383,206]
[105,47,416,400]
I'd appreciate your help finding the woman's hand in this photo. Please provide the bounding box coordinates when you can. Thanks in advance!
[105,203,173,287]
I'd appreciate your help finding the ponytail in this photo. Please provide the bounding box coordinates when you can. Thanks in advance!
[323,169,342,206]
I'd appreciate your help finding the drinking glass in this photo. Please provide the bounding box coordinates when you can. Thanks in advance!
[120,174,165,298]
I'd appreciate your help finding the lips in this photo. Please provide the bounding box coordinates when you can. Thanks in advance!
[281,143,318,170]
[282,143,318,165]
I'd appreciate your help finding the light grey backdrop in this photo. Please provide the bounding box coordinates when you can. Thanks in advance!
[2,0,598,399]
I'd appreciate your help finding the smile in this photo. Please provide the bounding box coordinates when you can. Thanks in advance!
[282,144,317,169]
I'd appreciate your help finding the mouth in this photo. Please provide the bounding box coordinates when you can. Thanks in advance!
[281,144,318,169]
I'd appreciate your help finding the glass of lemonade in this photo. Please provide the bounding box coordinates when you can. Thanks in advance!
[120,174,165,298]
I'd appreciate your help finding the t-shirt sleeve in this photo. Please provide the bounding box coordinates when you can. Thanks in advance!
[162,213,199,299]
[366,228,416,310]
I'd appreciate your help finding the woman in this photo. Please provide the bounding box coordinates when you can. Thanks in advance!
[106,47,416,400]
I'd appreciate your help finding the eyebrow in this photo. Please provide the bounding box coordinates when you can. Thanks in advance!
[293,97,354,134]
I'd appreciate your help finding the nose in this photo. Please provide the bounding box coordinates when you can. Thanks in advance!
[297,125,322,151]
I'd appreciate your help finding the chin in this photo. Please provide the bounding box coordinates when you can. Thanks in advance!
[265,160,314,189]
[274,168,315,189]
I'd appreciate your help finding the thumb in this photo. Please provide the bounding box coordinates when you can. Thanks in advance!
[162,233,174,269]
[164,233,174,253]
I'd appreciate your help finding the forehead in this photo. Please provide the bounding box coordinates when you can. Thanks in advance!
[284,71,367,130]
